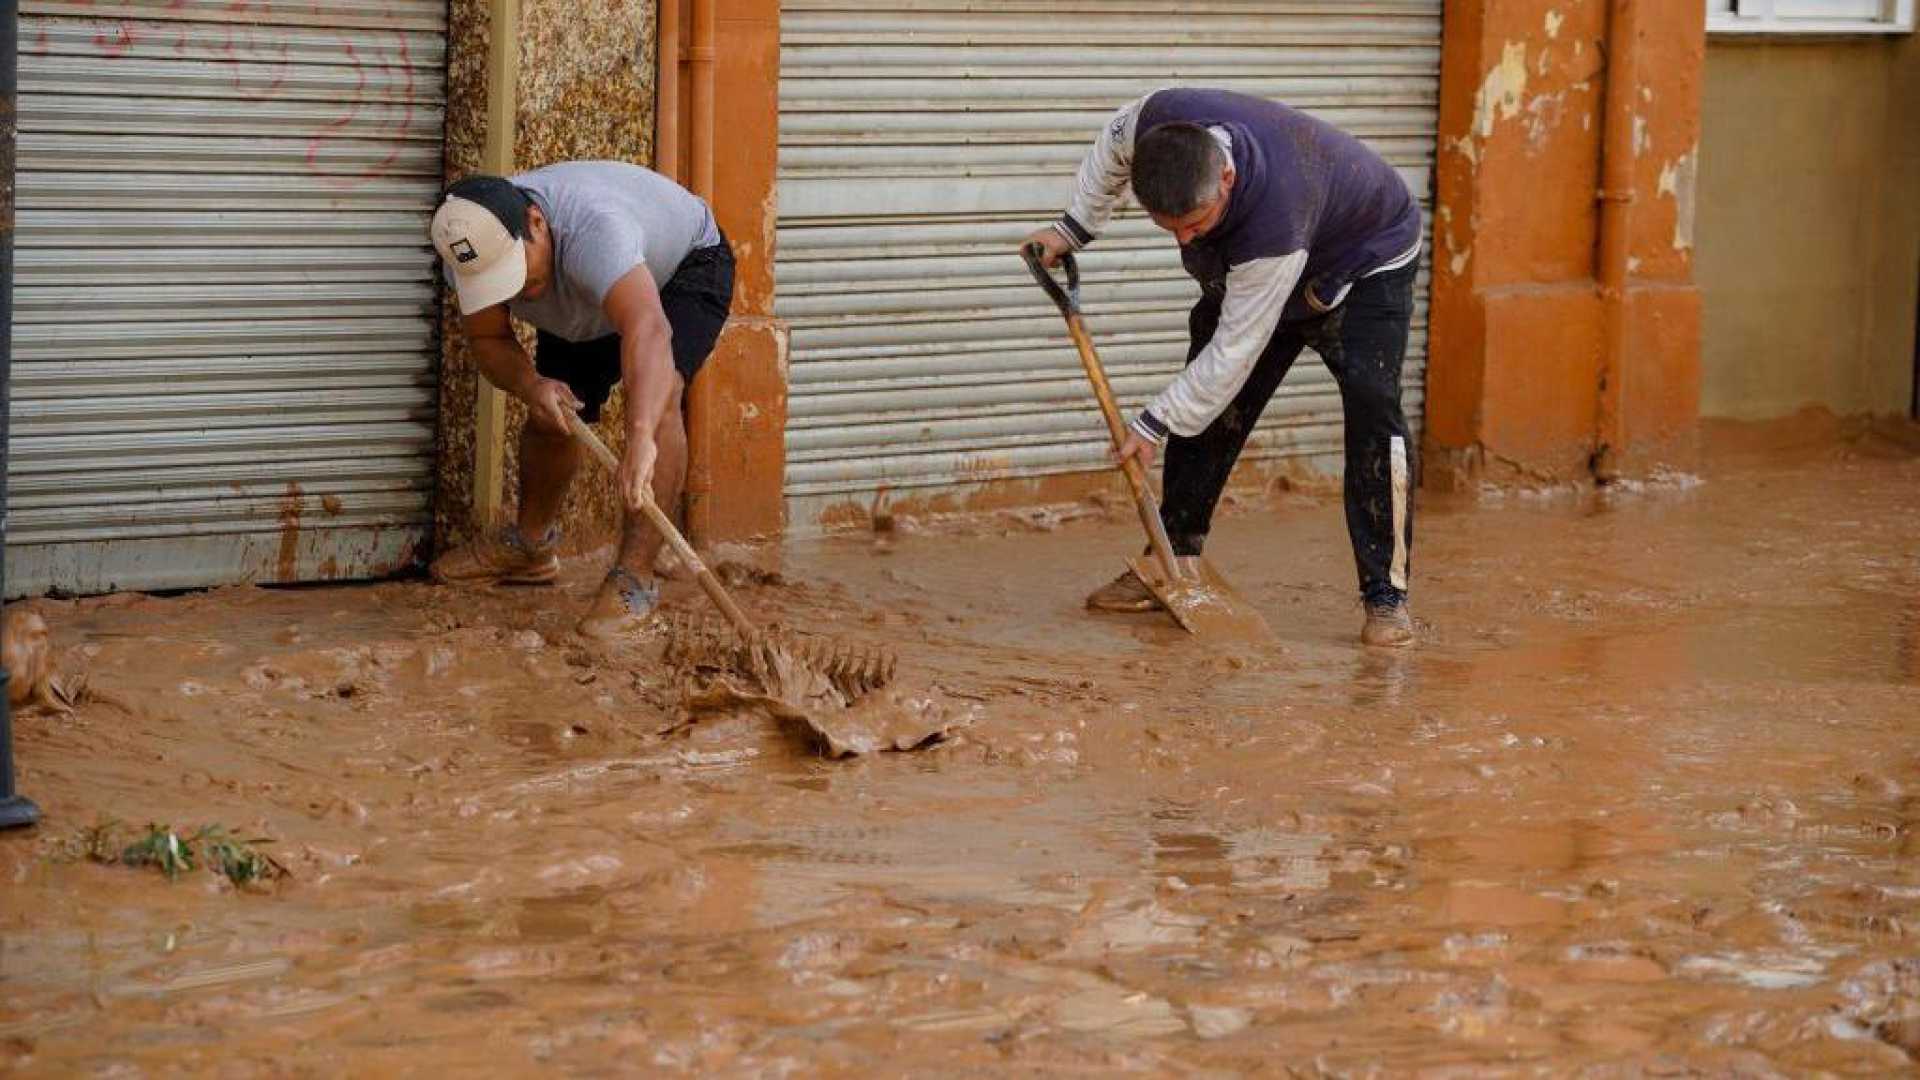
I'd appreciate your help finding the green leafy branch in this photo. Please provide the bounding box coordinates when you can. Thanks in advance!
[59,819,291,889]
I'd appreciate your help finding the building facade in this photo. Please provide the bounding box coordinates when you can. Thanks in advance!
[5,0,1914,596]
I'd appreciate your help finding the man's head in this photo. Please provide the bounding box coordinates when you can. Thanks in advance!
[1132,122,1236,246]
[429,174,555,313]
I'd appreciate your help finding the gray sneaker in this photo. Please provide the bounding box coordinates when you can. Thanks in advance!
[430,525,560,585]
[1362,599,1415,648]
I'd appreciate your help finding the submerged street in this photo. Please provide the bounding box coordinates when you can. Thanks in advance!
[2,419,1917,1075]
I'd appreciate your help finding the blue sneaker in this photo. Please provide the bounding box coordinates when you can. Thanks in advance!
[578,566,660,640]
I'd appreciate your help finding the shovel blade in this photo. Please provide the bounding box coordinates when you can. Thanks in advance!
[1127,555,1277,645]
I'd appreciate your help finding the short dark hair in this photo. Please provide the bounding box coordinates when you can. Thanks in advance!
[1131,122,1226,217]
[445,174,534,238]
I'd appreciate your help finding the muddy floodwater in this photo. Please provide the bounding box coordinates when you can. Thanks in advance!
[3,419,1918,1075]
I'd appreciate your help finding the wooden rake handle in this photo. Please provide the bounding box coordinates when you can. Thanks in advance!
[565,413,758,638]
[1021,243,1185,583]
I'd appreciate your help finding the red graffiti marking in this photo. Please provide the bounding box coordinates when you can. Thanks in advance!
[306,41,367,186]
[218,22,292,99]
[91,20,138,58]
[305,31,418,191]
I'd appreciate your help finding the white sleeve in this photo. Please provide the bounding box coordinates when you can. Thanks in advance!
[1139,251,1307,440]
[1054,93,1155,248]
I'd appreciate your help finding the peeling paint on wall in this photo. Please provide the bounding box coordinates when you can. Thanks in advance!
[1430,0,1706,487]
[1472,41,1531,140]
[1448,133,1480,167]
[1525,91,1567,150]
[1658,144,1700,252]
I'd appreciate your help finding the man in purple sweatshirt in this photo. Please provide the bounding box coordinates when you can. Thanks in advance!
[1025,88,1422,647]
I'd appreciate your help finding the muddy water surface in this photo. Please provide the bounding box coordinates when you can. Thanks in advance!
[3,425,1918,1075]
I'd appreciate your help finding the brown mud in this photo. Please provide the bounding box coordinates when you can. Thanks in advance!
[3,416,1919,1075]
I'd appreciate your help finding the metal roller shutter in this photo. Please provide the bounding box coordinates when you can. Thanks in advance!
[9,0,446,596]
[776,1,1439,522]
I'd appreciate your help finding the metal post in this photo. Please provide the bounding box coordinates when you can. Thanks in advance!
[0,0,41,829]
[470,0,519,532]
[1593,0,1641,482]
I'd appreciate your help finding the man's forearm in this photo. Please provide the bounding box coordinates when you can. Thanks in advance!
[621,326,675,438]
[472,337,540,400]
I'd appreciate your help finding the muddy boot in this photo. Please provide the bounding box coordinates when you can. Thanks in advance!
[578,567,661,640]
[430,526,560,586]
[1361,596,1415,648]
[1085,568,1164,613]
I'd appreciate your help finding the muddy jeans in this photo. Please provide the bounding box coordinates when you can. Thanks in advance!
[1161,262,1417,605]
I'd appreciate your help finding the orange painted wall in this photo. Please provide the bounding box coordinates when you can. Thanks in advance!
[1428,0,1705,488]
[681,0,787,545]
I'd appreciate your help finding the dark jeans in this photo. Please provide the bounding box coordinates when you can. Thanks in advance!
[533,234,736,423]
[1161,263,1417,605]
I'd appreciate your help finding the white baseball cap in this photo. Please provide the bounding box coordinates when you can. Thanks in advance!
[430,192,527,314]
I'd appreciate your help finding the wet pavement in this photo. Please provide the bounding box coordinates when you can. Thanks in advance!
[2,417,1918,1075]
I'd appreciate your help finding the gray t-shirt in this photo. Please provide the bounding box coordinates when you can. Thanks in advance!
[460,161,720,342]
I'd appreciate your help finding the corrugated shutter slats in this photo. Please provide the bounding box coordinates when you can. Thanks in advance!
[9,0,446,594]
[776,0,1441,515]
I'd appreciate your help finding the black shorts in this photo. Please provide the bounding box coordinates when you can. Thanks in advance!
[534,234,736,422]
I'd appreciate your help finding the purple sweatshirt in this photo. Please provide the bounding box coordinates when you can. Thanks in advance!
[1051,88,1422,444]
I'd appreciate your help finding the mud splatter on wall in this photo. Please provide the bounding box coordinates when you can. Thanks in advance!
[435,0,658,555]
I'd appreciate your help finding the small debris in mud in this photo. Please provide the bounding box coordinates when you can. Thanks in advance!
[4,606,77,715]
[870,488,897,554]
[715,561,788,589]
[2,605,115,716]
[55,819,290,889]
[998,505,1105,535]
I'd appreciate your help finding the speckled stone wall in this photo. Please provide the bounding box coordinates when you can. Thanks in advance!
[435,0,658,556]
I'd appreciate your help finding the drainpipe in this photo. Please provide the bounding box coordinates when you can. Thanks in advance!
[1,0,41,829]
[688,0,715,202]
[1593,0,1641,482]
[471,0,520,529]
[657,0,681,181]
[680,0,719,542]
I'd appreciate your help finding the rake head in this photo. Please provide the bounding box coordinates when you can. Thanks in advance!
[662,613,898,705]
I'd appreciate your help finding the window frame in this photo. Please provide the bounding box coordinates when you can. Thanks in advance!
[1709,0,1915,35]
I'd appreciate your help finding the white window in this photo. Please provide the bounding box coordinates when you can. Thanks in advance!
[1710,0,1915,34]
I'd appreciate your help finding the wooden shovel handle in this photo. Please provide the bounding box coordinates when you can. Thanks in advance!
[565,413,758,638]
[1065,315,1184,584]
[1022,245,1184,583]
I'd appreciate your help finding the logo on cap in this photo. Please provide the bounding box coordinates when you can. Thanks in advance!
[451,238,479,264]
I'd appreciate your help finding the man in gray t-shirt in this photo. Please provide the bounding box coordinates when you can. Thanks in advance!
[428,162,735,639]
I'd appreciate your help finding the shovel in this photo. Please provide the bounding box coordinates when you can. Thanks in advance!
[1022,243,1275,645]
